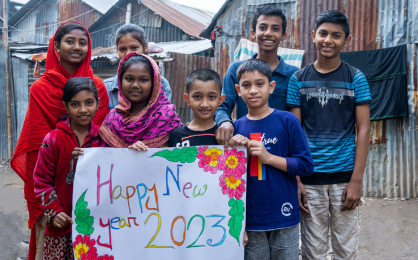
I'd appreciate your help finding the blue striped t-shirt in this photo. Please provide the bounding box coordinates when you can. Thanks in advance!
[286,62,371,185]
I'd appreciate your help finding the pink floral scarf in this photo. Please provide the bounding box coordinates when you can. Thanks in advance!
[99,52,182,148]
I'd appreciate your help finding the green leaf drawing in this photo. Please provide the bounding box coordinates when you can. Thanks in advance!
[151,147,198,163]
[74,190,94,235]
[228,198,245,244]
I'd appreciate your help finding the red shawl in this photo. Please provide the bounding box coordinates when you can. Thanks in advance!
[10,21,110,229]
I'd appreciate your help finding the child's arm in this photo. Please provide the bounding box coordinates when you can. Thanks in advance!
[52,212,73,228]
[128,141,148,151]
[248,117,314,177]
[289,107,310,214]
[341,104,370,212]
[72,147,84,165]
[247,141,288,171]
[215,66,238,147]
[288,73,311,213]
[243,231,248,246]
[229,134,250,147]
[33,133,70,227]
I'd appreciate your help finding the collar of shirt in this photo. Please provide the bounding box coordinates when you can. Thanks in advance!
[111,75,118,91]
[251,54,288,77]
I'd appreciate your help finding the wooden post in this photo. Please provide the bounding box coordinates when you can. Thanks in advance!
[3,0,13,159]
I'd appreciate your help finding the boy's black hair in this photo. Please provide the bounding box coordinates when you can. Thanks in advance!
[236,59,272,83]
[120,55,154,87]
[116,24,147,49]
[55,22,88,46]
[252,5,287,34]
[186,69,222,93]
[63,77,98,103]
[315,10,350,38]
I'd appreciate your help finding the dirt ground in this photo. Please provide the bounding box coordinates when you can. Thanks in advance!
[0,162,417,260]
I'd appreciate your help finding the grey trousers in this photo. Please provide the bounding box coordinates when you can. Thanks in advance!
[245,225,299,260]
[300,183,361,260]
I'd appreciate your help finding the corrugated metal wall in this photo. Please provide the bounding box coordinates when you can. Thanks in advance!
[363,0,417,198]
[9,0,101,44]
[213,0,418,198]
[90,0,186,49]
[0,45,9,160]
[165,52,215,124]
[298,0,378,65]
[364,44,417,198]
[11,58,30,144]
[0,50,30,159]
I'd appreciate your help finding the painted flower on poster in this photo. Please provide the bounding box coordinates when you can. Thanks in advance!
[219,171,246,199]
[151,146,248,245]
[97,255,114,260]
[218,148,247,179]
[197,146,223,173]
[73,234,98,260]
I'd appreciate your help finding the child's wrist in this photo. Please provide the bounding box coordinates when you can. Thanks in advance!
[349,176,363,184]
[264,153,274,165]
[44,209,57,226]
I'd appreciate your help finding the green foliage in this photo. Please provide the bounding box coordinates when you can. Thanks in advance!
[228,198,245,244]
[151,147,198,163]
[74,190,94,235]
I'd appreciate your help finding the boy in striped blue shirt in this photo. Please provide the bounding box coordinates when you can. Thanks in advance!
[286,10,371,260]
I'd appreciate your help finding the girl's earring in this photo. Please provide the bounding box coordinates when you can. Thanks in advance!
[57,50,60,53]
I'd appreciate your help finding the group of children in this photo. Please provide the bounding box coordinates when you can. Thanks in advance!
[11,4,371,260]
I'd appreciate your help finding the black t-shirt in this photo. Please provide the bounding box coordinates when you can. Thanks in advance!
[168,124,219,147]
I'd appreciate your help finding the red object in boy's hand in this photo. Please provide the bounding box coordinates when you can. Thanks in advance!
[249,133,261,177]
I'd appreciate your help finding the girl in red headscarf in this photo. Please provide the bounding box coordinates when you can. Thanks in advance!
[10,21,109,260]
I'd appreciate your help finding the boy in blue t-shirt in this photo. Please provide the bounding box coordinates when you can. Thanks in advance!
[215,5,299,147]
[229,59,313,260]
[286,10,371,259]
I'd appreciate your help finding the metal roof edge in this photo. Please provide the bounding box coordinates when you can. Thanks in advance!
[139,0,206,38]
[199,0,232,39]
[8,0,42,26]
[89,0,212,38]
[165,0,215,16]
[81,0,105,14]
[88,0,129,31]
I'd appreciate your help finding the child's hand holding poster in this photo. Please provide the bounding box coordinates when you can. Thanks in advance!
[72,146,247,260]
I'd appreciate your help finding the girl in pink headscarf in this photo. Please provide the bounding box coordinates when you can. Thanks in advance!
[99,52,182,148]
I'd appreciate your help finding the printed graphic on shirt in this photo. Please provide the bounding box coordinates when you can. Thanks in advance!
[302,87,351,107]
[176,140,190,148]
[281,202,293,216]
[249,133,277,181]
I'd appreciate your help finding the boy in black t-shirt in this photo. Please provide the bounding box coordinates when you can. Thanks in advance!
[168,69,226,147]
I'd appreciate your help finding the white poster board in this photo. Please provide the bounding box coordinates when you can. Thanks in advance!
[72,146,247,260]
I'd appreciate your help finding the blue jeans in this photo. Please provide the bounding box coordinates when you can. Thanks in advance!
[245,225,299,260]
